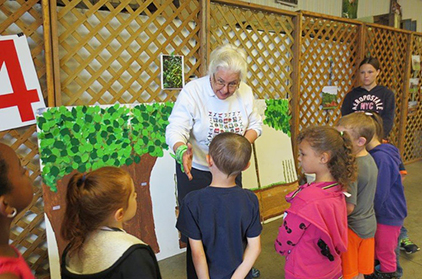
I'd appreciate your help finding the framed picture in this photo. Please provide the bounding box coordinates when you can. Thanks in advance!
[321,86,338,110]
[342,0,359,19]
[409,78,419,116]
[412,55,421,72]
[161,54,184,90]
[275,0,298,7]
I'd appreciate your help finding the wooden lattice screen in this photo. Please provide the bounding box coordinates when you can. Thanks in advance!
[364,24,411,149]
[404,34,422,163]
[53,0,202,106]
[209,0,295,101]
[2,0,422,276]
[299,12,361,131]
[209,0,297,175]
[0,0,50,277]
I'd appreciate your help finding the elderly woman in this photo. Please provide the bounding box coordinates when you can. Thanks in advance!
[166,44,262,278]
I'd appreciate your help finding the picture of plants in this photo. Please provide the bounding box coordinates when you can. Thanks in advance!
[321,85,338,110]
[37,102,174,255]
[412,55,421,71]
[409,78,419,116]
[342,0,359,19]
[161,54,184,89]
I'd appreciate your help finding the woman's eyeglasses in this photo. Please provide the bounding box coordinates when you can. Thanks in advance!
[213,74,239,91]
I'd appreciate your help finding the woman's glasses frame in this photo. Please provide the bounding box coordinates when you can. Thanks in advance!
[212,73,240,92]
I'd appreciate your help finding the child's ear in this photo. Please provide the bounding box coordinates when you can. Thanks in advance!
[0,196,16,218]
[206,155,213,167]
[320,152,330,164]
[357,136,367,147]
[243,161,251,171]
[0,196,7,216]
[114,208,125,222]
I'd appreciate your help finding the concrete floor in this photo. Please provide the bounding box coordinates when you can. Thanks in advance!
[158,161,422,278]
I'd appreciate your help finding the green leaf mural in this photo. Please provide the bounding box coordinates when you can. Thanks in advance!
[37,103,174,192]
[263,99,291,137]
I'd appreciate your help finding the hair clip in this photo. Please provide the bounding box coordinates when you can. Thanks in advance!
[364,112,374,116]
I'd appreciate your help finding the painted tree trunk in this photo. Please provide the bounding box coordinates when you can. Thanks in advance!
[122,153,159,252]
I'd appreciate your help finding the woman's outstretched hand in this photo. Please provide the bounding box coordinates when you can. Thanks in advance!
[182,143,193,180]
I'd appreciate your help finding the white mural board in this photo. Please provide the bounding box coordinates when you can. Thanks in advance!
[243,99,297,190]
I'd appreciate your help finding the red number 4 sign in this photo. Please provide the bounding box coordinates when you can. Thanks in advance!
[0,35,45,131]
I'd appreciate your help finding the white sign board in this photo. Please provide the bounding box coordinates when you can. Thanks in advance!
[0,34,45,131]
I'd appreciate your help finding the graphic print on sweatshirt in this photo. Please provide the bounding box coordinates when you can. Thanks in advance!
[207,110,244,144]
[352,94,384,112]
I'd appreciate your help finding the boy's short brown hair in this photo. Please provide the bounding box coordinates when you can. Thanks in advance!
[209,132,251,177]
[337,112,376,144]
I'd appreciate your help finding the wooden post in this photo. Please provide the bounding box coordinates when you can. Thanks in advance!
[200,0,210,76]
[50,0,62,106]
[42,0,55,107]
[398,33,412,156]
[356,24,366,87]
[290,11,302,169]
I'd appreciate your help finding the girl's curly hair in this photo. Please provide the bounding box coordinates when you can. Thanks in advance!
[298,126,357,190]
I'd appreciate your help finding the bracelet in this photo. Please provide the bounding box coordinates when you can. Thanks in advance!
[171,144,188,172]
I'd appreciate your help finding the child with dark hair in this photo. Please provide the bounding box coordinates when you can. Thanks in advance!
[366,113,407,279]
[341,57,395,138]
[337,112,378,279]
[275,126,357,279]
[0,143,35,279]
[176,132,262,279]
[61,166,161,279]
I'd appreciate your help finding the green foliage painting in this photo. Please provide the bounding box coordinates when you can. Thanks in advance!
[37,103,174,192]
[263,99,291,137]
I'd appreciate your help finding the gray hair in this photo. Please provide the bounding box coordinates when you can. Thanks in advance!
[208,44,248,81]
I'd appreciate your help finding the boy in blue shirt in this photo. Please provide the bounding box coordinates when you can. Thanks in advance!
[177,132,262,279]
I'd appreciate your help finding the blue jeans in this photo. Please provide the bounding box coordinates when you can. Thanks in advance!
[395,226,408,277]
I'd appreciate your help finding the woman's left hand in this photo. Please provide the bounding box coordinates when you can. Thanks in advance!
[182,143,193,181]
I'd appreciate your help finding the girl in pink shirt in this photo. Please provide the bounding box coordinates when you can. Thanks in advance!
[275,126,357,279]
[0,143,35,279]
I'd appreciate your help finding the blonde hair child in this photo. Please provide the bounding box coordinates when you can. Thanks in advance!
[337,112,379,279]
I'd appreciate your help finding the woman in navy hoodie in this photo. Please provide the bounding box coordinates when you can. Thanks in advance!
[341,57,395,139]
[366,113,407,279]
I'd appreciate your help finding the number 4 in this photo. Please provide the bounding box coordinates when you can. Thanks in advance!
[0,39,39,122]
